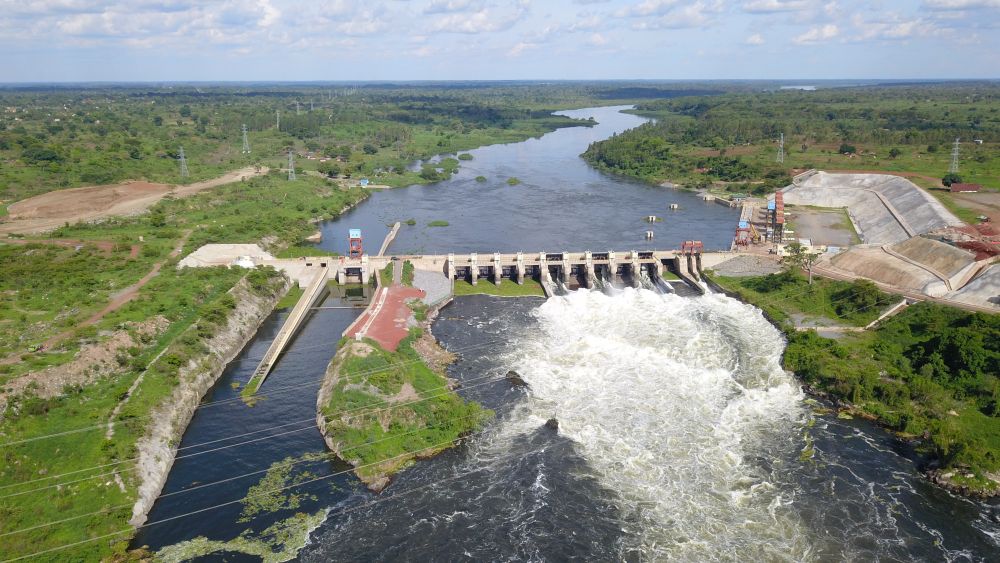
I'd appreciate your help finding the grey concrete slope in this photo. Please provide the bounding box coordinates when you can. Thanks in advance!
[783,172,962,245]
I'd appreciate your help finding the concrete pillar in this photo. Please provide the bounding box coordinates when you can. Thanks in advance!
[336,266,346,285]
[686,254,695,280]
[654,259,663,277]
[470,253,478,285]
[516,252,525,284]
[360,255,370,284]
[493,252,502,285]
[608,251,617,284]
[540,252,550,284]
[584,251,595,289]
[561,252,570,285]
[695,254,703,278]
[630,250,640,288]
[446,253,455,280]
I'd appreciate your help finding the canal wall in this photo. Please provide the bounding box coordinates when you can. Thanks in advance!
[129,275,291,527]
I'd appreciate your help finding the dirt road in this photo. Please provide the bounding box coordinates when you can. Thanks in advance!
[0,230,192,365]
[0,167,266,235]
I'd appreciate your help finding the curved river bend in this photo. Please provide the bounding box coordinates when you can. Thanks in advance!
[137,107,999,561]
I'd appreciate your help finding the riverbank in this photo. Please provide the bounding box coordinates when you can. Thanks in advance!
[708,272,1000,498]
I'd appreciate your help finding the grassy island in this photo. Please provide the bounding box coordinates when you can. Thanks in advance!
[318,331,491,491]
[712,271,1000,496]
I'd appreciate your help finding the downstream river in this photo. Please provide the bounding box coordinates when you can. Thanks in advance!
[136,107,1000,561]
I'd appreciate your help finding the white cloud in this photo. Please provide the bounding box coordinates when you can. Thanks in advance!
[793,23,838,43]
[626,0,722,29]
[423,0,473,14]
[507,41,538,56]
[568,14,602,31]
[430,6,526,34]
[745,32,765,44]
[743,0,810,13]
[923,0,1000,9]
[587,32,608,45]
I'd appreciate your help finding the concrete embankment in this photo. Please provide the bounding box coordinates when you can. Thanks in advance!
[129,275,291,527]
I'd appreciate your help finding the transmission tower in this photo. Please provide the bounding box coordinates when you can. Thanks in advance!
[296,100,301,115]
[287,149,296,181]
[949,137,960,174]
[178,146,189,178]
[241,124,250,154]
[310,100,314,112]
[276,109,280,130]
[777,133,785,164]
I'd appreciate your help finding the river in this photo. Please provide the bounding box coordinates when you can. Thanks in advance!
[137,106,1000,561]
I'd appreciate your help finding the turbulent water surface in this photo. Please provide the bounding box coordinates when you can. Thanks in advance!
[139,107,1000,561]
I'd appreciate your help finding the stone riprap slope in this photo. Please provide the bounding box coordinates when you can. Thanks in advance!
[892,237,977,280]
[947,265,1000,310]
[783,173,963,245]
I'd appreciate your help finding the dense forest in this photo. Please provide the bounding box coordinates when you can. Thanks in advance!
[583,82,1000,191]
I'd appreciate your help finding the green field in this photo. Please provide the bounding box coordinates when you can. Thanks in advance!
[453,278,546,297]
[584,83,1000,199]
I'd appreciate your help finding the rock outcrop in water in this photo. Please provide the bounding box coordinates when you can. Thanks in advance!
[130,275,290,526]
[506,370,529,388]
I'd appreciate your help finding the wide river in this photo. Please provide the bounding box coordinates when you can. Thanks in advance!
[136,107,1000,561]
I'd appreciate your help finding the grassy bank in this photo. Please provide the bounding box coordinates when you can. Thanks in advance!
[453,278,546,297]
[0,268,287,560]
[712,272,1000,495]
[319,331,491,489]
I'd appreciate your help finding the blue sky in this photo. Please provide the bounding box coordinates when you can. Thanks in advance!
[0,0,998,82]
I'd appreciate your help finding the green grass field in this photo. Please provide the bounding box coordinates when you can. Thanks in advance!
[453,278,546,297]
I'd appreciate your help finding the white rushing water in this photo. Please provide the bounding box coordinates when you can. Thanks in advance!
[503,288,813,560]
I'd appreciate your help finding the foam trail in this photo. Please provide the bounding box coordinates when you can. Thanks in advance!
[506,288,812,560]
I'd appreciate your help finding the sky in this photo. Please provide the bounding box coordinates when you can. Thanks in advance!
[0,0,998,82]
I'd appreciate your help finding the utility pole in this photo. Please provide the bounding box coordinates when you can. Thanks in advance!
[287,149,296,181]
[241,124,250,154]
[310,99,314,112]
[178,146,189,178]
[949,137,960,174]
[276,109,280,130]
[296,100,300,115]
[777,133,785,164]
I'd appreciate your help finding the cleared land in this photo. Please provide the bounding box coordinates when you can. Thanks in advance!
[786,206,859,247]
[0,166,264,235]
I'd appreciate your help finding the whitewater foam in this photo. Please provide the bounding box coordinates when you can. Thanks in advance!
[503,288,811,560]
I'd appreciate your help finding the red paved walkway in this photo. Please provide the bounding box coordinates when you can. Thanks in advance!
[346,284,425,351]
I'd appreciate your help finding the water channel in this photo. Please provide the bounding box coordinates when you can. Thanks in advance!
[137,106,1000,561]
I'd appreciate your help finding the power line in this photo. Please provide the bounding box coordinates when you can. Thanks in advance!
[0,338,505,448]
[2,438,477,562]
[949,137,960,174]
[241,124,250,155]
[0,364,508,497]
[0,410,491,540]
[177,146,189,178]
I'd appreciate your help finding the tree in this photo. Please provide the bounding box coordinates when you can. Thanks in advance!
[179,105,192,118]
[942,173,963,187]
[889,147,901,159]
[838,143,857,154]
[362,143,378,155]
[153,116,163,126]
[782,242,820,284]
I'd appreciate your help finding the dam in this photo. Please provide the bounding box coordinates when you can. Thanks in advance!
[198,241,726,390]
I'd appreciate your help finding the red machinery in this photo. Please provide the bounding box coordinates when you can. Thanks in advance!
[348,228,363,259]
